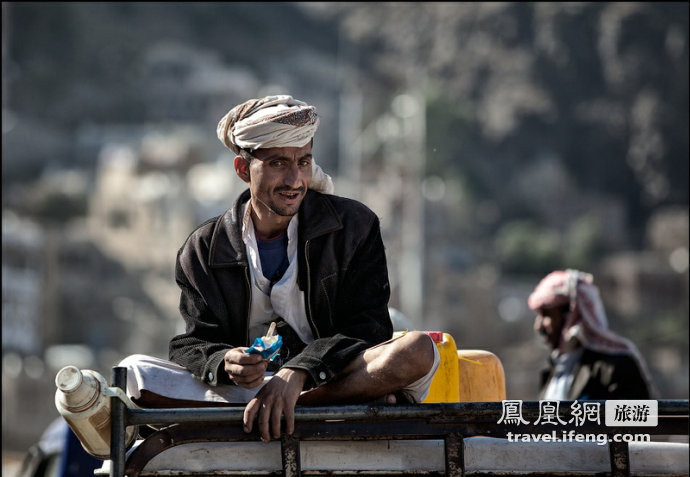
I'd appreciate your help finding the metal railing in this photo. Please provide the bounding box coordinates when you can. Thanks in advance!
[108,367,689,477]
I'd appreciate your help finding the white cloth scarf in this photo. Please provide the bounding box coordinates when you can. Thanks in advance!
[241,202,314,345]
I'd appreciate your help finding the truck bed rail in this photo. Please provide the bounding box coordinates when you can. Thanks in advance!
[108,367,689,477]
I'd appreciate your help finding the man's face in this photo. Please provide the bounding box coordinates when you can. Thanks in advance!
[534,304,568,350]
[239,142,313,218]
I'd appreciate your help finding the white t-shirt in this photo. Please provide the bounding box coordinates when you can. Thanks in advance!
[542,347,584,400]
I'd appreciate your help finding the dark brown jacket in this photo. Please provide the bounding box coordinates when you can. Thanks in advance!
[169,189,393,389]
[539,348,652,400]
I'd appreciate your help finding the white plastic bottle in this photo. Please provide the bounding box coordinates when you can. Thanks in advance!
[54,365,136,459]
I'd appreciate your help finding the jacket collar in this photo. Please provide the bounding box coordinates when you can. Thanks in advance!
[298,189,343,240]
[208,189,342,267]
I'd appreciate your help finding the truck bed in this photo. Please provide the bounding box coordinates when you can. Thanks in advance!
[106,368,689,477]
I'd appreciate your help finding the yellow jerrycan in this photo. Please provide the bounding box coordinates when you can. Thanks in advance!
[393,331,506,402]
[457,349,506,401]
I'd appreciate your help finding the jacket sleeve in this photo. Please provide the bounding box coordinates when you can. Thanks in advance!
[284,212,393,388]
[607,355,652,399]
[168,230,237,386]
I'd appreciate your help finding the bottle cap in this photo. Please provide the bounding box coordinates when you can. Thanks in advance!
[56,365,83,392]
[55,366,100,411]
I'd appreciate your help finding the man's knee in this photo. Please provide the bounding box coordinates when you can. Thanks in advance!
[395,331,437,377]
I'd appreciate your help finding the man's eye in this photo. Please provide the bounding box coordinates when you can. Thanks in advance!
[299,160,312,167]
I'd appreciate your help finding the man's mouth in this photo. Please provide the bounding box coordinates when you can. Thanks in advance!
[277,189,303,201]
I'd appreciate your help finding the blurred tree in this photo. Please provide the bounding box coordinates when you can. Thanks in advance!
[303,2,688,244]
[495,219,561,273]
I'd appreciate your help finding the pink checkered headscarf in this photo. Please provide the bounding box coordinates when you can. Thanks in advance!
[528,269,655,393]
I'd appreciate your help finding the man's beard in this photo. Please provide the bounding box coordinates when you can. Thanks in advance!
[255,187,304,217]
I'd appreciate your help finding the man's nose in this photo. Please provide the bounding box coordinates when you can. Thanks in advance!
[283,162,302,186]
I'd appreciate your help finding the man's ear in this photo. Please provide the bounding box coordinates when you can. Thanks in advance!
[234,156,251,183]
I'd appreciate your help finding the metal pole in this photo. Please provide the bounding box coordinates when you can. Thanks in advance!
[281,434,301,477]
[609,439,630,477]
[110,366,128,477]
[444,432,465,477]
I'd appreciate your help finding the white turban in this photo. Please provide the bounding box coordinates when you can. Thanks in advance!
[217,95,333,194]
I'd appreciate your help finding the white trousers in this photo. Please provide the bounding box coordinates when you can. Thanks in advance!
[118,335,440,406]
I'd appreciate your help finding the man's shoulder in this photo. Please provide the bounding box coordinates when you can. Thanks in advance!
[175,215,221,265]
[181,190,248,255]
[183,215,222,247]
[177,208,249,271]
[581,348,639,369]
[308,191,378,220]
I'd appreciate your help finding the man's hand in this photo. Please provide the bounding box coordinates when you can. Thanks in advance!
[243,367,307,442]
[224,348,268,389]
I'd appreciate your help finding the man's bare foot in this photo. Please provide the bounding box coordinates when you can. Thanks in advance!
[367,393,398,405]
